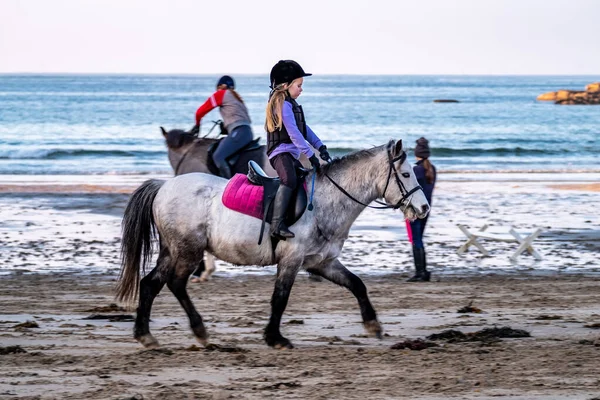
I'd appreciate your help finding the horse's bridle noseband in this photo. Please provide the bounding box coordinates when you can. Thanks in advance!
[324,146,423,210]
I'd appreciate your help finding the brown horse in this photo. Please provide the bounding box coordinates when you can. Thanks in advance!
[161,127,275,176]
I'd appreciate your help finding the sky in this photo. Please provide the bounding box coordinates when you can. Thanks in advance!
[1,0,599,75]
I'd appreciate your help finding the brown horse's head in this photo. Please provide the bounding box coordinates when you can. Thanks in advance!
[160,127,198,150]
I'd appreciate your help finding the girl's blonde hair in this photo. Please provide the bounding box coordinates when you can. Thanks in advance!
[264,83,289,133]
[217,84,244,104]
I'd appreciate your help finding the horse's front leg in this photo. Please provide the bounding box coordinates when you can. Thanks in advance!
[264,260,301,349]
[307,258,382,338]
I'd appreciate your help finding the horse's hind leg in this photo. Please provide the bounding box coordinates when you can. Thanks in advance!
[264,261,301,349]
[134,245,169,348]
[199,253,216,281]
[307,258,382,338]
[167,257,209,346]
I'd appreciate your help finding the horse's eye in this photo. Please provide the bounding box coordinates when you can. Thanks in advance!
[402,172,410,178]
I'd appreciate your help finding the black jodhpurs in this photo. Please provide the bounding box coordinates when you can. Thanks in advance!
[212,125,253,169]
[269,152,303,189]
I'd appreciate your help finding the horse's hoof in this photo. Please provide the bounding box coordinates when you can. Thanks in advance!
[273,340,294,350]
[192,325,209,344]
[364,320,383,339]
[199,272,211,282]
[137,334,159,348]
[265,335,294,349]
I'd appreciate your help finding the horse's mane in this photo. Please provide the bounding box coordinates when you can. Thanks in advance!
[165,129,217,149]
[320,140,393,176]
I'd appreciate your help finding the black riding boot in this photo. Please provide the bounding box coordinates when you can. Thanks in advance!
[407,246,431,282]
[270,186,295,240]
[217,163,232,179]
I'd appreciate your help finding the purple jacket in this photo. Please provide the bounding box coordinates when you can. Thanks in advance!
[268,101,324,159]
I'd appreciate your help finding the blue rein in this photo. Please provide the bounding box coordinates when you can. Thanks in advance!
[307,169,316,211]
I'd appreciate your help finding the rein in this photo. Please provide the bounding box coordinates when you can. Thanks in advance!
[174,138,201,175]
[323,148,423,210]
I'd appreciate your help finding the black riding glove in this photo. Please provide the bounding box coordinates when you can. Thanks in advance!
[319,145,332,163]
[190,124,200,135]
[309,154,321,172]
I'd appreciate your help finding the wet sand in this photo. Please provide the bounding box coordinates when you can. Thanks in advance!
[1,174,600,399]
[1,273,600,399]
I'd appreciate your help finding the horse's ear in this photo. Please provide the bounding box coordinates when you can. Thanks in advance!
[394,139,403,156]
[160,127,167,138]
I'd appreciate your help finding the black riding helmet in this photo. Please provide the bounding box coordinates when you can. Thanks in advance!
[216,75,235,89]
[269,60,312,89]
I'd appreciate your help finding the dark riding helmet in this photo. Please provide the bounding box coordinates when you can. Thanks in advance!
[269,60,312,89]
[216,75,235,89]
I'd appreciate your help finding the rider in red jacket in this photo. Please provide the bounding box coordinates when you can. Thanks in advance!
[191,76,253,179]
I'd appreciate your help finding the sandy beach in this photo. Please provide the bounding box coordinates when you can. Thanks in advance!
[1,173,599,399]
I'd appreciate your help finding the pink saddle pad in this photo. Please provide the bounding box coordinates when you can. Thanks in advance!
[222,174,265,220]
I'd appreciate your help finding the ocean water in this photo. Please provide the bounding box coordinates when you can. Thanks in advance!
[0,74,598,175]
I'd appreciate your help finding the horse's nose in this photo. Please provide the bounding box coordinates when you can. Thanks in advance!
[421,204,430,215]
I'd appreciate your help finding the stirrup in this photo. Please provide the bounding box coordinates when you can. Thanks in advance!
[271,223,295,240]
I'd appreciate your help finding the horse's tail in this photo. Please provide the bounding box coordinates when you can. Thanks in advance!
[116,179,165,304]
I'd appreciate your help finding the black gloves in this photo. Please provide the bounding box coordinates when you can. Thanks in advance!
[309,154,321,172]
[190,124,200,135]
[319,145,332,163]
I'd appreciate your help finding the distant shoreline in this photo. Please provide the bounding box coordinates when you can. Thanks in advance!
[0,172,599,194]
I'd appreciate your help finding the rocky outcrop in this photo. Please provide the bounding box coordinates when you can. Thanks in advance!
[433,99,459,103]
[537,82,600,105]
[585,82,600,92]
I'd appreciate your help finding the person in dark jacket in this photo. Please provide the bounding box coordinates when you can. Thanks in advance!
[407,137,437,282]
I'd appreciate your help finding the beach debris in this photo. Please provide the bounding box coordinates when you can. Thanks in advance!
[83,314,134,322]
[0,345,27,355]
[85,303,126,312]
[390,339,438,351]
[203,343,249,353]
[116,395,144,400]
[427,329,468,342]
[537,82,600,105]
[534,314,563,320]
[260,381,302,390]
[427,326,530,343]
[457,301,483,314]
[141,348,174,356]
[13,320,39,329]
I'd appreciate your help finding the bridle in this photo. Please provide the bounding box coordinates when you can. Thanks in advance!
[323,145,423,210]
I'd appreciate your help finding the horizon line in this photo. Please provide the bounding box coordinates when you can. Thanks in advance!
[1,72,599,78]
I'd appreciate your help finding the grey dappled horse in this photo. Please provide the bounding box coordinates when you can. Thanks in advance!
[117,140,430,349]
[161,126,276,280]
